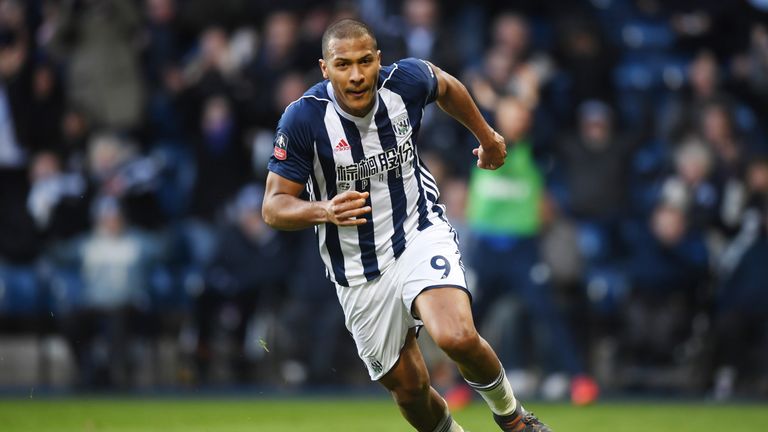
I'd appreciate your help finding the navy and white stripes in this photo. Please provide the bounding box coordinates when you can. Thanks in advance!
[269,58,444,287]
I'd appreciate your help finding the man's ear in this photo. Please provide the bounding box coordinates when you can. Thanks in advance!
[319,59,329,79]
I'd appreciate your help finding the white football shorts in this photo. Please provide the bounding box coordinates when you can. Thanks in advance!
[335,221,470,380]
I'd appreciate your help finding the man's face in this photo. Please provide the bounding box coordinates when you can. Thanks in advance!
[495,99,531,142]
[320,35,381,117]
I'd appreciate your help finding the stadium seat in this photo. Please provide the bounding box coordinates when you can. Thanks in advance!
[585,266,630,316]
[620,21,675,52]
[148,265,191,312]
[46,267,86,315]
[0,265,43,317]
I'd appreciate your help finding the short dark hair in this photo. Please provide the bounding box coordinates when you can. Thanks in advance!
[321,19,377,59]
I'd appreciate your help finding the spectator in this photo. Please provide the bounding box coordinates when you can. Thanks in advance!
[142,0,196,143]
[249,71,308,181]
[26,150,90,241]
[711,200,768,399]
[0,169,41,265]
[659,138,720,231]
[142,0,188,88]
[696,100,751,236]
[389,0,460,75]
[278,227,351,385]
[554,16,616,113]
[465,97,594,402]
[59,106,92,172]
[54,196,165,388]
[557,100,636,224]
[27,61,64,152]
[465,13,551,112]
[48,0,145,131]
[244,11,303,129]
[193,184,291,383]
[658,50,747,145]
[618,201,709,388]
[0,0,32,168]
[188,95,250,223]
[730,24,768,123]
[86,132,166,230]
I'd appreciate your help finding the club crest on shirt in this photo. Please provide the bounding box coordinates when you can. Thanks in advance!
[392,113,411,138]
[273,132,288,160]
[366,356,384,375]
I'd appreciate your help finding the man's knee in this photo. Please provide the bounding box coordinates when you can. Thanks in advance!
[390,375,431,406]
[432,326,481,359]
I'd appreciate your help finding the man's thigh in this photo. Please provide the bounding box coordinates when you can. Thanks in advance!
[413,287,475,338]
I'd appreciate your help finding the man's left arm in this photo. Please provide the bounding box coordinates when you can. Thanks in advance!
[427,61,507,170]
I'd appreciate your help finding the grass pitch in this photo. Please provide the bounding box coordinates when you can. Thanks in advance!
[0,397,766,431]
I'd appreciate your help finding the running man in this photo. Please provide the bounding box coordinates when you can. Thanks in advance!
[262,18,552,432]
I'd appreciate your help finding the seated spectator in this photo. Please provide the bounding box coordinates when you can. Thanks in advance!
[86,132,166,230]
[27,151,90,241]
[53,196,165,388]
[711,201,768,399]
[659,137,720,231]
[192,184,291,384]
[28,61,65,152]
[378,0,461,75]
[621,202,709,370]
[0,169,41,265]
[278,227,352,386]
[626,202,710,295]
[554,16,617,112]
[0,0,31,170]
[696,100,752,236]
[556,100,638,264]
[47,0,145,131]
[465,13,552,113]
[558,100,636,223]
[730,23,768,124]
[59,106,92,172]
[187,95,250,223]
[658,50,722,143]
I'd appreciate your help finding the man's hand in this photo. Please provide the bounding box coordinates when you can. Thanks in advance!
[324,191,372,226]
[473,129,507,170]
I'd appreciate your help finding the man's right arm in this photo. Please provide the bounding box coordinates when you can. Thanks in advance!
[262,172,371,231]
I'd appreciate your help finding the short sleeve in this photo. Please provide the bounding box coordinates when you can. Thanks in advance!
[267,101,314,185]
[389,58,439,106]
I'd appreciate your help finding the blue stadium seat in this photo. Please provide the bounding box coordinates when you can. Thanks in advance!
[576,222,612,263]
[620,21,675,52]
[151,143,196,219]
[0,265,42,317]
[46,267,86,315]
[148,265,190,311]
[615,60,656,91]
[585,266,630,316]
[632,140,668,177]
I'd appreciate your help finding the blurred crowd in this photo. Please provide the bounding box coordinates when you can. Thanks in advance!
[0,0,767,400]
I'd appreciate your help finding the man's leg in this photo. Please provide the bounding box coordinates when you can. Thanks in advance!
[414,287,551,431]
[378,328,465,432]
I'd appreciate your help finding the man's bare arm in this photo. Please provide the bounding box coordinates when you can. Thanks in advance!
[262,171,372,231]
[428,62,507,170]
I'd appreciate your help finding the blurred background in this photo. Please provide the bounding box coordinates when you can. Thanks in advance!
[0,0,767,405]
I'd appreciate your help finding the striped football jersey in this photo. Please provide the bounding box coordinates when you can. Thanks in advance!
[268,58,448,287]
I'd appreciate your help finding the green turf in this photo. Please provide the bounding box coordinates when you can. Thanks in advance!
[0,398,766,431]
